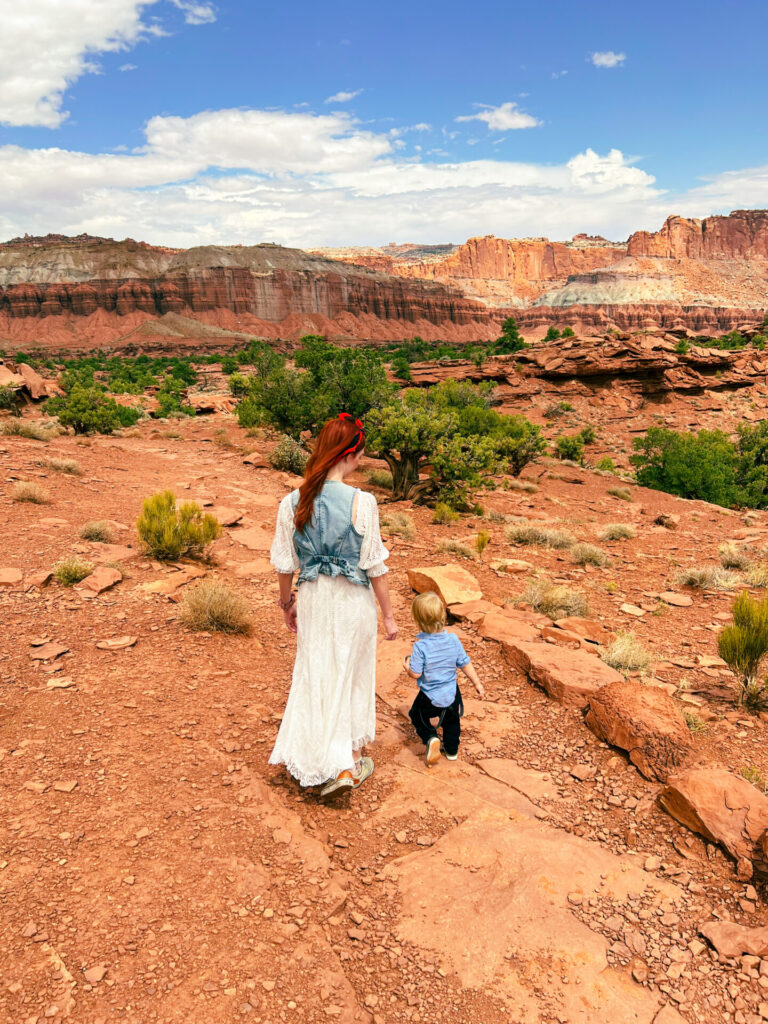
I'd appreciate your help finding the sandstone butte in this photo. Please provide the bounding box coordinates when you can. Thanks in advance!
[1,209,767,352]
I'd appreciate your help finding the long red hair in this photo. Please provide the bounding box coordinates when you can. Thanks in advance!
[294,415,365,533]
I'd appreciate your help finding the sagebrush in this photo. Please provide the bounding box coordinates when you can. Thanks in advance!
[137,491,222,560]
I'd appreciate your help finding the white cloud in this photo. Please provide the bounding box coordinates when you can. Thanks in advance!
[0,1,213,128]
[119,63,137,71]
[456,101,541,131]
[591,51,626,68]
[0,104,764,249]
[170,0,216,23]
[324,89,362,104]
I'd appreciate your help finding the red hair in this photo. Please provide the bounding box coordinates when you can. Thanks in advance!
[294,415,365,533]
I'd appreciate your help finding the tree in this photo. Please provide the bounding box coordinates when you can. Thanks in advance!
[736,421,768,508]
[543,326,561,342]
[495,317,526,354]
[555,434,584,463]
[366,381,544,507]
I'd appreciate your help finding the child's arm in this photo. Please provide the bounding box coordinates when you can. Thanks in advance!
[402,653,420,679]
[460,660,485,698]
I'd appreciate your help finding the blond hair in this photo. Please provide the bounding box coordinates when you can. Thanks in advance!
[411,591,446,634]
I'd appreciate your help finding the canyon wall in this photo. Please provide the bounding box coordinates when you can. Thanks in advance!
[627,210,768,259]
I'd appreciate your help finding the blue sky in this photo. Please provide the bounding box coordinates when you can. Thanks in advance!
[0,0,766,247]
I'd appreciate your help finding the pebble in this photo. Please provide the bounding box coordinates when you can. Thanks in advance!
[84,966,106,984]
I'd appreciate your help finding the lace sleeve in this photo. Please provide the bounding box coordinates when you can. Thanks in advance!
[270,493,300,573]
[356,491,390,577]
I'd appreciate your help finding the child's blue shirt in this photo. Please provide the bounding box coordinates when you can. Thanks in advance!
[409,630,471,708]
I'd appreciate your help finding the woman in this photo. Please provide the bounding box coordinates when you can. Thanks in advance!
[269,414,398,797]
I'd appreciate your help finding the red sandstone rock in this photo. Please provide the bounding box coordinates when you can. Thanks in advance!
[659,767,768,876]
[584,681,693,782]
[407,565,482,607]
[499,639,623,708]
[699,921,768,957]
[628,210,768,259]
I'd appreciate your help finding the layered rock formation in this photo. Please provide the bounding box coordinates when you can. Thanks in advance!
[0,237,496,349]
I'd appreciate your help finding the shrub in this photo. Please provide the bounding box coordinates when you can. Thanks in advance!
[40,457,81,475]
[543,401,573,419]
[522,579,588,618]
[599,523,636,541]
[578,425,596,445]
[683,710,708,734]
[367,469,393,490]
[608,486,633,501]
[719,542,752,570]
[137,491,222,561]
[571,542,610,567]
[47,384,141,434]
[718,591,768,707]
[740,679,768,712]
[180,581,251,634]
[10,481,50,503]
[475,530,491,556]
[505,520,575,549]
[555,435,584,463]
[0,419,55,441]
[53,555,94,586]
[436,539,474,559]
[391,355,412,381]
[0,384,21,414]
[504,478,538,493]
[739,765,768,793]
[561,326,575,338]
[601,632,652,673]
[80,520,115,543]
[269,435,309,475]
[380,511,415,540]
[675,566,739,590]
[595,456,616,473]
[630,426,739,507]
[433,502,459,525]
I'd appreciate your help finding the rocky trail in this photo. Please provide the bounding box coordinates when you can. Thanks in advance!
[2,415,768,1024]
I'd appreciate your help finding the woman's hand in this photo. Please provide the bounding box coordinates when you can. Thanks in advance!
[283,605,297,634]
[383,615,398,641]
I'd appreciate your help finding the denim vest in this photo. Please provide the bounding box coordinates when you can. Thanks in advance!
[291,481,370,588]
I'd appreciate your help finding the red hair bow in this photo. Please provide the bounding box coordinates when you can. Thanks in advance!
[336,412,364,461]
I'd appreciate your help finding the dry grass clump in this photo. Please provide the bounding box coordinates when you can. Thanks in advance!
[381,512,415,540]
[607,486,633,501]
[683,710,708,734]
[570,542,610,567]
[10,481,50,504]
[746,564,768,587]
[718,542,752,570]
[505,519,575,550]
[366,469,393,490]
[80,520,115,543]
[599,523,636,541]
[475,530,490,556]
[601,632,652,674]
[522,578,588,618]
[674,566,740,590]
[179,581,251,634]
[504,478,538,493]
[39,456,82,475]
[53,555,94,586]
[137,491,222,561]
[269,435,308,475]
[437,539,474,560]
[0,419,55,441]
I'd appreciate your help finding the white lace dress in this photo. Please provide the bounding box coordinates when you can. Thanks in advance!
[268,488,389,786]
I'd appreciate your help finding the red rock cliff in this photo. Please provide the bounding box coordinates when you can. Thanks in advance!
[628,210,768,259]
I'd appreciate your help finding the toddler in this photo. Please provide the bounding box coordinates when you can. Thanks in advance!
[403,591,484,766]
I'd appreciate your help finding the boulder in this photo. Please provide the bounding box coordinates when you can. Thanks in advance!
[699,921,768,957]
[554,616,608,644]
[407,565,482,607]
[479,610,539,645]
[659,768,768,876]
[585,681,693,782]
[450,599,498,623]
[0,568,23,586]
[501,640,622,708]
[77,566,122,597]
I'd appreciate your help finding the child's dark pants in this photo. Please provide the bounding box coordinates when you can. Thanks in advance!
[408,685,463,757]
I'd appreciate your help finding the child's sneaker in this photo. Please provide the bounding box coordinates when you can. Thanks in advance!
[426,737,441,766]
[444,749,459,761]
